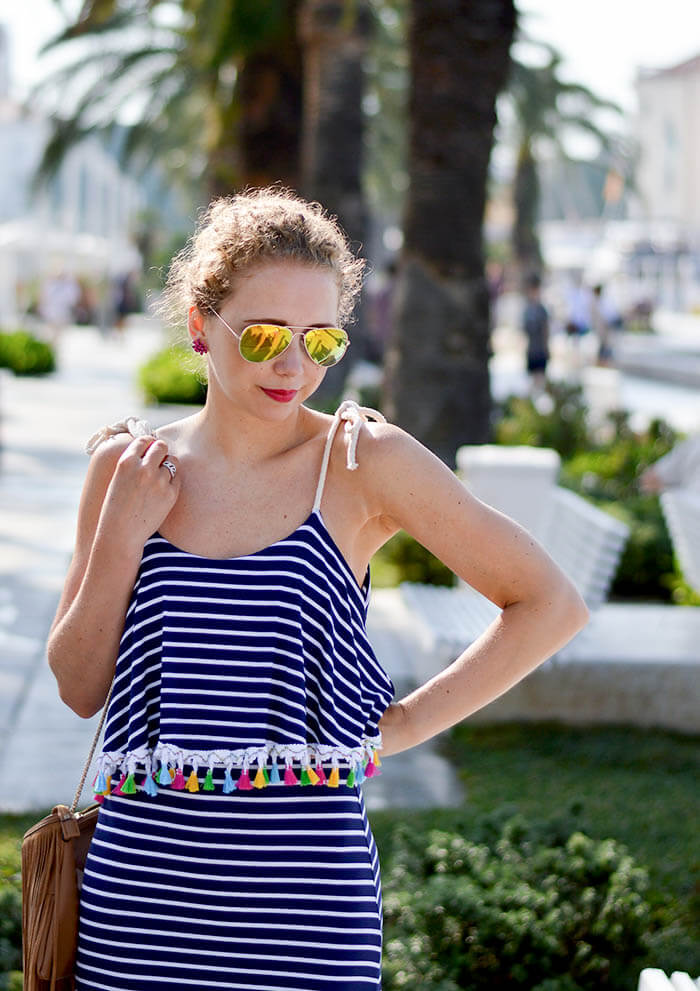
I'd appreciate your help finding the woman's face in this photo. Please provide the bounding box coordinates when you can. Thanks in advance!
[198,261,341,417]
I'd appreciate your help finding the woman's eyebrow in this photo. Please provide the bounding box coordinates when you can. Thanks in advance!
[242,318,335,327]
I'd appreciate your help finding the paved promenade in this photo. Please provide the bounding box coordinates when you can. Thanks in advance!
[0,321,457,813]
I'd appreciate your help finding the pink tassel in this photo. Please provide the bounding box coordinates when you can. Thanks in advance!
[237,769,253,790]
[314,762,327,786]
[364,760,378,778]
[113,773,128,795]
[171,768,186,790]
[284,766,299,786]
[93,793,105,805]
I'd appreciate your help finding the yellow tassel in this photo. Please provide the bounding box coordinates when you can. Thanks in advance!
[185,769,199,792]
[328,766,340,788]
[253,767,267,789]
[104,775,112,795]
[306,765,320,786]
[169,766,176,780]
[373,749,382,768]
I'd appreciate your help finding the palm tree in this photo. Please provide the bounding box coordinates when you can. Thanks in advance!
[384,0,517,464]
[506,44,621,276]
[37,0,303,197]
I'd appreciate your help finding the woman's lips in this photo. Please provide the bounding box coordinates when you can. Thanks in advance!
[261,388,299,403]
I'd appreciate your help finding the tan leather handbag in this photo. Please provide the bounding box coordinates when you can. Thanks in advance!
[21,686,113,991]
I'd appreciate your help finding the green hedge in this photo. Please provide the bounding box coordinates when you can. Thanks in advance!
[0,330,56,376]
[138,346,207,405]
[382,809,651,991]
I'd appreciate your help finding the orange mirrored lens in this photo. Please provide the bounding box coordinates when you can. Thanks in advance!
[239,325,292,362]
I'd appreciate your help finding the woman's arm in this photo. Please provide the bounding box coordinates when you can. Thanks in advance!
[359,425,589,757]
[48,433,180,718]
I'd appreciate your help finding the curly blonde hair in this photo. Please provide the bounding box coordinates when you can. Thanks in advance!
[159,188,365,332]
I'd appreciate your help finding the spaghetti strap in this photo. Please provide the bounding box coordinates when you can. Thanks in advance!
[312,399,386,512]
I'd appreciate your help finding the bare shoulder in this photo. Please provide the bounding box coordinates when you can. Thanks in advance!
[355,420,459,501]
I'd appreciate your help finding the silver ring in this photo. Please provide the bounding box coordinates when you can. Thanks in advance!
[161,459,177,480]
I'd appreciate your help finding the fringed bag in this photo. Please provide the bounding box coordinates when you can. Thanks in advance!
[21,685,113,990]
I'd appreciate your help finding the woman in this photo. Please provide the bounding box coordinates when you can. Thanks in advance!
[48,188,588,991]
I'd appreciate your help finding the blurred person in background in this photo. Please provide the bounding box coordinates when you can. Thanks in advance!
[522,272,550,393]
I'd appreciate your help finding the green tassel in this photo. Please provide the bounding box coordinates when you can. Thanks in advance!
[203,768,215,791]
[346,767,356,787]
[300,768,311,786]
[120,772,137,795]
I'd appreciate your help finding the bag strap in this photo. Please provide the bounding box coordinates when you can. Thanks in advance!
[70,680,115,813]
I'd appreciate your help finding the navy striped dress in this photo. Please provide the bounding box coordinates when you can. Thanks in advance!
[76,402,395,991]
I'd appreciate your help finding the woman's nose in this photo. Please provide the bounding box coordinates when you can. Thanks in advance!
[274,333,306,374]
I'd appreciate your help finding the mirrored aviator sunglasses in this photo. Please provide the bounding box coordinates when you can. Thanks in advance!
[241,324,349,367]
[212,312,350,368]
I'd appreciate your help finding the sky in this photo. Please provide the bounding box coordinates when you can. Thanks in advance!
[1,0,698,113]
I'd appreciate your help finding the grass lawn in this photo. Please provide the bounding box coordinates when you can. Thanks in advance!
[370,722,700,978]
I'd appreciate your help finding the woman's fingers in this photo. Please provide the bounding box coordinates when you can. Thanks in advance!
[141,438,170,470]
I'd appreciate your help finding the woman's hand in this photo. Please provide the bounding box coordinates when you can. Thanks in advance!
[96,436,181,552]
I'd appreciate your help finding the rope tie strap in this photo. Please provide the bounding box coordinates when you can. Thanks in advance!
[85,416,154,455]
[92,736,383,800]
[312,400,386,511]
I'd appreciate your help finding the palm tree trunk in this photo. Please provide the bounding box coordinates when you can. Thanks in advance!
[298,0,374,401]
[208,2,304,197]
[385,0,516,466]
[513,138,542,277]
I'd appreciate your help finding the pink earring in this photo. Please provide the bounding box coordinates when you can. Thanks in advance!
[192,338,208,354]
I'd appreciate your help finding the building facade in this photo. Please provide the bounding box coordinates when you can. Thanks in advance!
[635,53,700,242]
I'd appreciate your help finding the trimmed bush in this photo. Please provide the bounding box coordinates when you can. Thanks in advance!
[0,330,56,376]
[138,346,207,404]
[372,529,455,587]
[0,887,21,981]
[382,811,651,991]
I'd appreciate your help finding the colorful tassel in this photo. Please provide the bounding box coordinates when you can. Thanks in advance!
[355,763,365,785]
[237,769,253,790]
[93,793,104,805]
[171,768,186,790]
[142,773,158,797]
[328,766,340,788]
[364,760,378,778]
[95,771,107,794]
[305,765,320,786]
[345,767,356,787]
[169,767,176,780]
[300,767,310,786]
[203,767,215,791]
[158,763,171,786]
[269,762,281,785]
[223,768,236,794]
[120,772,137,795]
[314,762,327,786]
[373,749,382,768]
[114,773,128,794]
[284,765,299,786]
[253,767,267,790]
[185,769,199,792]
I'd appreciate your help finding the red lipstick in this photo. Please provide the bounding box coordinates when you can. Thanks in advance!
[262,388,298,403]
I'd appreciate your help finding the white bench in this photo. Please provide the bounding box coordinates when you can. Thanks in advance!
[638,969,700,991]
[661,488,700,592]
[399,444,630,675]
